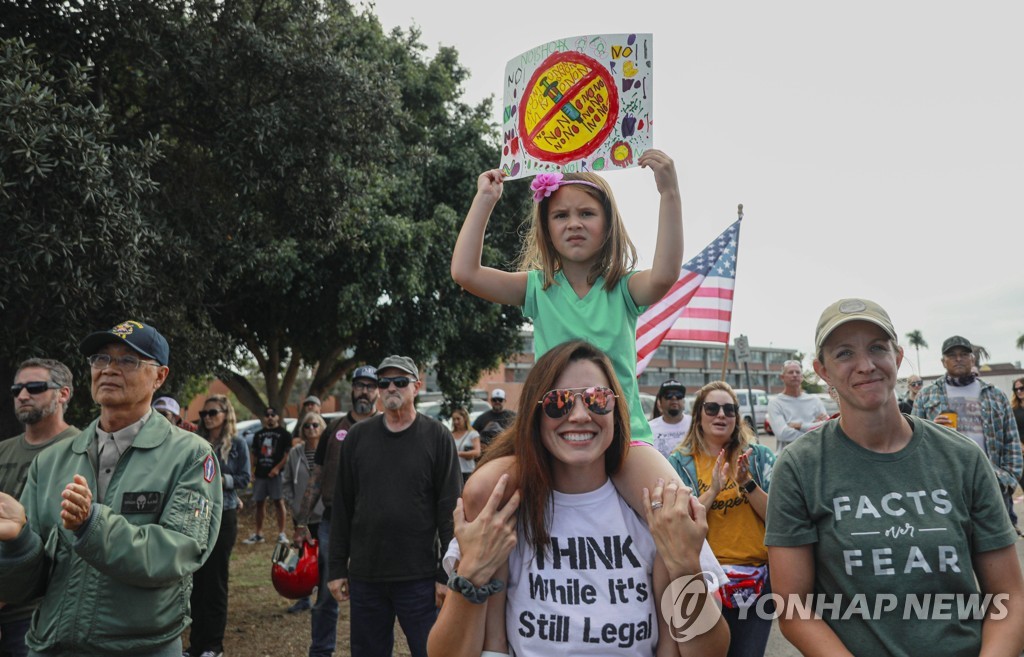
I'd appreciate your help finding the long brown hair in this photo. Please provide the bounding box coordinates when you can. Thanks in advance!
[1013,377,1024,410]
[516,173,637,292]
[199,394,237,462]
[480,340,630,557]
[674,381,755,476]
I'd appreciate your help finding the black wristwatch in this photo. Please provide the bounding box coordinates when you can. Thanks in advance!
[741,479,757,494]
[446,571,505,604]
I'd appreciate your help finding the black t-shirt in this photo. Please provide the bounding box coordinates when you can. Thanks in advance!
[252,426,291,478]
[471,408,516,434]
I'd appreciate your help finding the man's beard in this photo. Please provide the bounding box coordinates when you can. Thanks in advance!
[16,396,57,425]
[666,407,682,418]
[352,395,374,415]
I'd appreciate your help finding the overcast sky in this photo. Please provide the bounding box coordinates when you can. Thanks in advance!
[377,0,1024,378]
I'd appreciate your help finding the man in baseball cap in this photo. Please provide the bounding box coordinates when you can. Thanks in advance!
[472,387,516,436]
[913,334,1022,531]
[650,379,691,457]
[0,320,222,655]
[153,395,198,433]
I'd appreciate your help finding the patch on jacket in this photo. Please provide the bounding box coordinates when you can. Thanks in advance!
[203,454,216,482]
[122,491,162,514]
[335,429,348,441]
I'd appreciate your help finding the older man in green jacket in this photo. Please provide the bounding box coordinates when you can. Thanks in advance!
[0,320,222,657]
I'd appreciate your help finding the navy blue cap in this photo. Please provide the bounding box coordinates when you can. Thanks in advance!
[352,365,378,382]
[80,320,170,366]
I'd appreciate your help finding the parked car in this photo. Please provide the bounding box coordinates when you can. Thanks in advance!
[417,398,491,430]
[734,388,769,433]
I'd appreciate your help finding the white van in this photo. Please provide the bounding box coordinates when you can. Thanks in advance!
[735,388,769,433]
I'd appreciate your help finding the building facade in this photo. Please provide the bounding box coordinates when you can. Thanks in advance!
[473,331,798,408]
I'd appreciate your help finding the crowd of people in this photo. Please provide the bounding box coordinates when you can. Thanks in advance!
[1,154,1022,657]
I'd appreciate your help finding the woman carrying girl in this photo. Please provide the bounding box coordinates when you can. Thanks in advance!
[183,394,251,657]
[670,382,776,657]
[766,298,1024,656]
[451,151,684,512]
[427,340,728,657]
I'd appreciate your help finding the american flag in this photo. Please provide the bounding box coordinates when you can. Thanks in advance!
[636,219,742,375]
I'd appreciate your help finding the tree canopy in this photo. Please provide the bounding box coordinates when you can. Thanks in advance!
[1,0,529,427]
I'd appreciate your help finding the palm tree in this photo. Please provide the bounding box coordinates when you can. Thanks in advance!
[972,344,990,365]
[1017,333,1024,351]
[905,330,927,373]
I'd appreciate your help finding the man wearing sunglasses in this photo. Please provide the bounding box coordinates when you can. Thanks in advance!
[471,388,516,439]
[0,358,79,657]
[913,336,1022,532]
[0,320,222,657]
[292,365,380,657]
[767,359,829,451]
[649,379,691,457]
[244,406,293,545]
[328,355,460,657]
[152,396,199,433]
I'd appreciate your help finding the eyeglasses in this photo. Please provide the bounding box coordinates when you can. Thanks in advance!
[88,354,160,370]
[199,409,222,419]
[303,422,320,429]
[909,381,923,388]
[377,376,416,389]
[1014,387,1024,393]
[352,381,376,391]
[702,402,738,418]
[538,386,616,419]
[11,381,60,397]
[491,397,504,403]
[660,391,684,401]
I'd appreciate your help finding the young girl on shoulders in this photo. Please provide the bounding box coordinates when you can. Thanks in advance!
[451,150,684,514]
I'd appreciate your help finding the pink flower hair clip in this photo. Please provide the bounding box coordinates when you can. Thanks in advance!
[530,172,563,203]
[530,172,603,203]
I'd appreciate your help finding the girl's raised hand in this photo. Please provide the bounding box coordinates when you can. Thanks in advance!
[476,169,506,204]
[637,149,679,195]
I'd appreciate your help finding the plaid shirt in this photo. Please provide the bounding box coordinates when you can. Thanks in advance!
[912,378,1023,489]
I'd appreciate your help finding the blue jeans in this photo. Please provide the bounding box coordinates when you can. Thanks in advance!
[1006,489,1018,527]
[348,577,437,657]
[1,617,31,657]
[309,515,339,657]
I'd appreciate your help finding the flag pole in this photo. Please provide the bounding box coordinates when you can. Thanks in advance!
[719,203,743,381]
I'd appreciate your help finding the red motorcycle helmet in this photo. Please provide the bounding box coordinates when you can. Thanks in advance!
[271,539,319,599]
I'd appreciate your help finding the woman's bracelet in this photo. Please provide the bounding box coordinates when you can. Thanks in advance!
[447,571,505,604]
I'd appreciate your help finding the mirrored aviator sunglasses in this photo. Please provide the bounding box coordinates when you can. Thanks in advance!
[539,386,616,419]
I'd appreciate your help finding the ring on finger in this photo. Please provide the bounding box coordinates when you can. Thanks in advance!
[651,501,663,510]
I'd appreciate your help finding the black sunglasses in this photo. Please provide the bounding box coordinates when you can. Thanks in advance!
[11,381,60,397]
[660,390,685,400]
[199,409,222,419]
[538,386,616,419]
[702,402,738,418]
[377,376,416,389]
[303,422,320,429]
[1014,387,1024,393]
[909,381,923,388]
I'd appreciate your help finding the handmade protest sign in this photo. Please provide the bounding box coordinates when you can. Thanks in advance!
[499,34,653,180]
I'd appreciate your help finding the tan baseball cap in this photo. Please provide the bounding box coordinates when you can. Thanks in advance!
[815,298,897,350]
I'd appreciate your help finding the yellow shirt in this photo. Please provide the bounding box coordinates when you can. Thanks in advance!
[694,451,768,566]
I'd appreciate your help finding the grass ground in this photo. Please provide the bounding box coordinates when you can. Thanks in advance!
[183,501,411,657]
